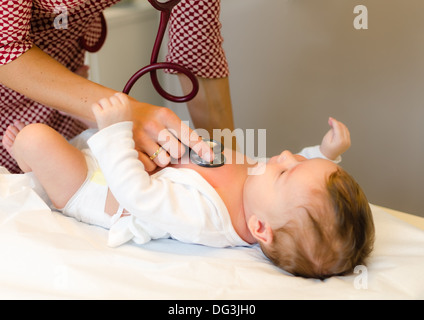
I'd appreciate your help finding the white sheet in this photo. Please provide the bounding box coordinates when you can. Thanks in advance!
[1,171,423,299]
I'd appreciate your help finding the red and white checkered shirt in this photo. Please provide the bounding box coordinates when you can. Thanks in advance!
[0,0,228,173]
[167,0,229,79]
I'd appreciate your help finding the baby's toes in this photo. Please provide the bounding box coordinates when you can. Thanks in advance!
[13,120,26,131]
[2,126,18,156]
[2,133,13,150]
[2,121,27,149]
[4,125,19,142]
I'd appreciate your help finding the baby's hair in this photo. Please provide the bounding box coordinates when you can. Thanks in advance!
[260,167,375,279]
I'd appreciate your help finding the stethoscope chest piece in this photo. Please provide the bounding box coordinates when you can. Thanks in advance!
[190,139,226,168]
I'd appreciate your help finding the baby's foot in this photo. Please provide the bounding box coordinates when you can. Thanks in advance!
[2,120,26,159]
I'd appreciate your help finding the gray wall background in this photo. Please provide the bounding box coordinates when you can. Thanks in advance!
[171,0,424,217]
[97,0,424,217]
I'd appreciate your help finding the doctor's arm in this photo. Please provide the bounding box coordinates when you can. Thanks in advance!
[0,46,212,171]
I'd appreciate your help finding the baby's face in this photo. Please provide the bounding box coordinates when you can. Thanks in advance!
[243,150,338,229]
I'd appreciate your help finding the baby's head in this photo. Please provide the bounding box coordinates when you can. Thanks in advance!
[244,150,375,279]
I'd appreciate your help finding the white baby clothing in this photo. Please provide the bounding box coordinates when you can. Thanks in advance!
[58,149,121,230]
[84,121,249,248]
[55,121,338,249]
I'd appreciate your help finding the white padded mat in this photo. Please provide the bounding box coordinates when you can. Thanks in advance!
[1,171,423,299]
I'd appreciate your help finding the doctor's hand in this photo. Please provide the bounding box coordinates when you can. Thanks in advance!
[320,117,351,161]
[92,93,214,172]
[117,94,215,171]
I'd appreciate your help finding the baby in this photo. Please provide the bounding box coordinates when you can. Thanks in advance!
[2,93,375,279]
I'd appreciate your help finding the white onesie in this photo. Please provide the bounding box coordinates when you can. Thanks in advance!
[59,122,338,249]
[86,122,250,248]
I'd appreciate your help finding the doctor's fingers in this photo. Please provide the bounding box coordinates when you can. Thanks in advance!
[137,150,159,172]
[161,110,214,162]
[134,123,185,159]
[155,128,187,160]
[133,131,172,168]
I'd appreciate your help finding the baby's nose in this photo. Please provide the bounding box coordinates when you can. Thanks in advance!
[279,150,305,167]
[278,150,296,163]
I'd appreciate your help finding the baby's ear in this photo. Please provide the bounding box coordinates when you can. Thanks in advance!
[247,215,273,245]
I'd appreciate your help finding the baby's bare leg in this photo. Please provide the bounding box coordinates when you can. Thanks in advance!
[8,123,88,209]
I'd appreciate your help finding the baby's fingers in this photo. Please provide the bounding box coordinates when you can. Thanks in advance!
[91,102,103,119]
[329,117,348,138]
[330,117,351,149]
[328,117,340,133]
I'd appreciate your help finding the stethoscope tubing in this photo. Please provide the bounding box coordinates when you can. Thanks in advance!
[123,62,199,103]
[148,0,182,12]
[123,0,199,103]
[79,13,107,53]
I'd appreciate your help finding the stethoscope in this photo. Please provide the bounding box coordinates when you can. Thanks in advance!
[122,0,199,103]
[126,0,225,167]
[81,0,199,102]
[190,138,226,168]
[81,0,225,167]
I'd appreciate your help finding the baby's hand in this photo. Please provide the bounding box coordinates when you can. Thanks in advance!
[91,93,132,130]
[320,117,351,160]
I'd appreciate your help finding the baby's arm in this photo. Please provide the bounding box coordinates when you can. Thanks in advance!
[319,117,351,161]
[88,102,158,216]
[87,108,225,247]
[297,117,350,163]
[87,97,215,221]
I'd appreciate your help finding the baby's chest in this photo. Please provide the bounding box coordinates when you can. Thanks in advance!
[168,153,236,189]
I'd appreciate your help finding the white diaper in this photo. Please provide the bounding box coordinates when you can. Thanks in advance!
[59,149,121,229]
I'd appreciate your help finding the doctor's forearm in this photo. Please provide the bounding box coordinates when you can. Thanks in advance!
[0,46,117,121]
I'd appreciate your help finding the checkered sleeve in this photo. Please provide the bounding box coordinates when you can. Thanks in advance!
[0,0,33,65]
[166,0,229,79]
